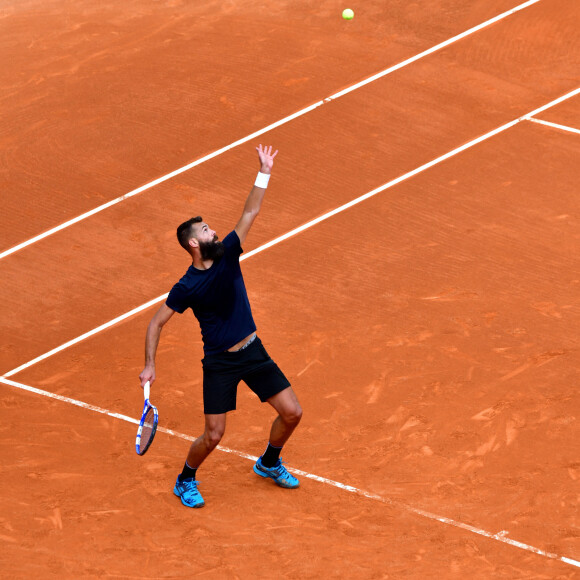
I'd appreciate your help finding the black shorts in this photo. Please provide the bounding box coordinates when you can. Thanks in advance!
[201,336,291,414]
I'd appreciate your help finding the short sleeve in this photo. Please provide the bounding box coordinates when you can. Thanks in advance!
[223,230,243,256]
[166,282,188,314]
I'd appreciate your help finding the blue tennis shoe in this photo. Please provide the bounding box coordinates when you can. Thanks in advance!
[253,456,300,489]
[174,476,205,508]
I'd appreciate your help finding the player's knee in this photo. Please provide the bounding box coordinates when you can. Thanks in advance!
[283,402,302,426]
[204,427,224,450]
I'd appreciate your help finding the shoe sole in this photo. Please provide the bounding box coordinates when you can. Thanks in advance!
[253,464,299,489]
[173,487,205,508]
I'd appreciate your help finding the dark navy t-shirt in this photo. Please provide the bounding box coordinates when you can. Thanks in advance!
[166,230,257,355]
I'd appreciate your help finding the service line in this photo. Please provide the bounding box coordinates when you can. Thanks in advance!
[0,0,543,261]
[3,85,579,380]
[0,375,578,570]
[526,117,580,135]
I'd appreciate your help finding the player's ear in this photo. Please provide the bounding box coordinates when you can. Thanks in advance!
[188,237,199,250]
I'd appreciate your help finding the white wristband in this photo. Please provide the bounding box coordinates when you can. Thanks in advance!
[254,172,270,189]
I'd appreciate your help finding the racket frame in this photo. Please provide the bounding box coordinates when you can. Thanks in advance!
[135,381,159,455]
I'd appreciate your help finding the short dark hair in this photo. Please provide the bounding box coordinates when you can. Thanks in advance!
[177,216,203,251]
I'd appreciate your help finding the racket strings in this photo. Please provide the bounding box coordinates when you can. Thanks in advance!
[140,407,156,446]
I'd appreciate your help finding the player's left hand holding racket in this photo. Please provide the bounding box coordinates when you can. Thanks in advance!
[135,381,159,455]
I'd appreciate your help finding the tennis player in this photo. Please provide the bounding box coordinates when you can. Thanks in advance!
[139,145,302,508]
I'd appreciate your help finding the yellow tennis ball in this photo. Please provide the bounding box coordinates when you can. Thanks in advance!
[342,8,354,20]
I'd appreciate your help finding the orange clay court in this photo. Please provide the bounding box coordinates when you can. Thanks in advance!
[0,0,579,577]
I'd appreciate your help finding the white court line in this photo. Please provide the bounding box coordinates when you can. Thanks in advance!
[526,117,580,135]
[0,375,578,570]
[0,0,543,261]
[3,85,579,380]
[2,294,168,378]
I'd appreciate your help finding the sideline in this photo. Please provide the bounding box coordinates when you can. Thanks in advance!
[1,375,578,570]
[0,0,543,261]
[3,85,579,379]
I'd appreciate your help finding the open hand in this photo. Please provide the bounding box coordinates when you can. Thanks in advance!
[256,144,278,174]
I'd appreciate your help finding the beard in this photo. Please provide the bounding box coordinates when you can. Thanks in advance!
[199,236,225,261]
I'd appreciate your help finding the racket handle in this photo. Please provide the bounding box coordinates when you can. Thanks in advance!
[144,381,150,401]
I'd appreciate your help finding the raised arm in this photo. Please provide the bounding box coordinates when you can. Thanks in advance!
[235,144,278,245]
[139,303,175,388]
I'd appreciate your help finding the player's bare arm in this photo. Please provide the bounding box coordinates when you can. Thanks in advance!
[235,144,278,244]
[139,303,175,387]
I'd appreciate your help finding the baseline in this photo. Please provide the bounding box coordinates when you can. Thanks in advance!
[3,85,579,380]
[0,0,543,261]
[1,376,578,570]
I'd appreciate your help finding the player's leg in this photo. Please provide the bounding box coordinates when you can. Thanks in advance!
[266,386,302,448]
[185,413,227,470]
[238,337,301,488]
[239,339,301,448]
[183,352,239,476]
[173,414,226,508]
[253,387,302,489]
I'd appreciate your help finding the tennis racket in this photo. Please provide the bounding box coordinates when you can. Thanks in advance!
[135,381,158,455]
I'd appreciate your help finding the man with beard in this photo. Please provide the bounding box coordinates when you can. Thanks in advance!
[139,145,302,508]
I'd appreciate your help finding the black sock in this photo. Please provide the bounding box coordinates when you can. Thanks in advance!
[261,443,282,468]
[178,462,197,482]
